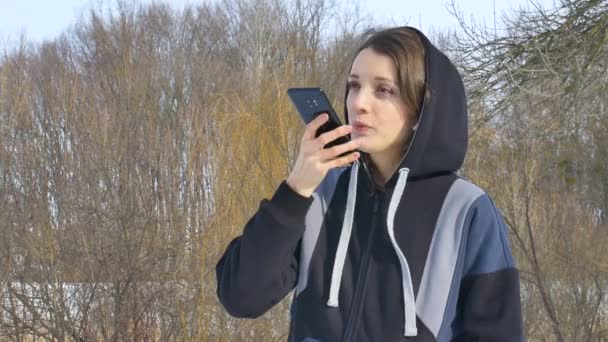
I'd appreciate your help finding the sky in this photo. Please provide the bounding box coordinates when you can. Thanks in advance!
[0,0,555,47]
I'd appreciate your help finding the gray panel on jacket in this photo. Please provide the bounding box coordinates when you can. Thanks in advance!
[296,167,346,295]
[416,178,484,338]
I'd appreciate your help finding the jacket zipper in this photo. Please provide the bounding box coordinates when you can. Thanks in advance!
[341,195,381,342]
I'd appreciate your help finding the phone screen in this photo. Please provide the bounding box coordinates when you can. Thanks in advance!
[287,87,350,149]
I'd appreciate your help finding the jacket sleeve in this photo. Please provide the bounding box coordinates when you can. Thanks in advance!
[215,181,314,318]
[454,195,525,341]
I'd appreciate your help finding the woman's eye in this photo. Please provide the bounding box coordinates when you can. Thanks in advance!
[347,81,360,89]
[377,87,393,95]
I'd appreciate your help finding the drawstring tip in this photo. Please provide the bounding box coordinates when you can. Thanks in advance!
[404,328,418,337]
[327,298,338,308]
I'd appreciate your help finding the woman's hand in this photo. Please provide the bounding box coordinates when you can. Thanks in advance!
[286,113,361,198]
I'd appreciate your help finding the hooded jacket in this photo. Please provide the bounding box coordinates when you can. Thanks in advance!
[216,28,524,342]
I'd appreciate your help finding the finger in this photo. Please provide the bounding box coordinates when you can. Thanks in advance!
[303,113,329,140]
[316,124,352,148]
[325,151,360,169]
[320,139,360,161]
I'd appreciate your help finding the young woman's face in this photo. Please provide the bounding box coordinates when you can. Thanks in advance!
[347,48,415,157]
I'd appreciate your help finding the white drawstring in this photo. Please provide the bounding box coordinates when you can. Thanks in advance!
[327,160,359,307]
[387,168,417,336]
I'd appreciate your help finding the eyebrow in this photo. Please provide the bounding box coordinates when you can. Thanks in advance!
[348,74,397,85]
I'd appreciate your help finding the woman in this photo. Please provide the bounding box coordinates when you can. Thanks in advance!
[216,26,524,341]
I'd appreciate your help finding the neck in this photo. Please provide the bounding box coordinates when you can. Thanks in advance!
[369,149,403,186]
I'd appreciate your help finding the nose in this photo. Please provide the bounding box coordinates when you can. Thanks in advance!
[349,87,371,115]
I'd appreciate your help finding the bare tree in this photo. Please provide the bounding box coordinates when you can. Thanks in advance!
[447,0,608,340]
[1,0,368,340]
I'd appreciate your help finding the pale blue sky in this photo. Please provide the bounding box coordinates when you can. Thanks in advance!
[0,0,554,46]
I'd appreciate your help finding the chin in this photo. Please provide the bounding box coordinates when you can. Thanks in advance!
[352,136,383,155]
[355,142,378,155]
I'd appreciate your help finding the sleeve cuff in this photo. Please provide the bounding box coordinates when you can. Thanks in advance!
[269,181,314,221]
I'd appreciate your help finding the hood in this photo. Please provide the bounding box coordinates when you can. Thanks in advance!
[344,27,468,183]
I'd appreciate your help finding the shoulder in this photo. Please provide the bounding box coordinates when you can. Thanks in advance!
[452,177,505,228]
[453,178,516,274]
[443,177,487,212]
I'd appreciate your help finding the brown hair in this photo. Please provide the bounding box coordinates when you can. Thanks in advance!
[345,27,427,120]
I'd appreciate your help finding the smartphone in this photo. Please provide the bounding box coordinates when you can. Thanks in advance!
[287,87,350,150]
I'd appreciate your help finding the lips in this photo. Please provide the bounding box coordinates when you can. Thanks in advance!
[353,121,371,129]
[353,121,372,134]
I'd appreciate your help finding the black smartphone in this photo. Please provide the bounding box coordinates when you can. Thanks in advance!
[287,87,350,150]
